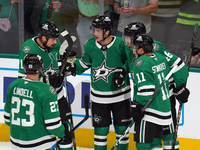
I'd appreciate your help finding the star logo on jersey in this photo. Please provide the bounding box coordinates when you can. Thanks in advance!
[93,114,102,124]
[49,86,56,95]
[92,61,115,83]
[22,46,31,53]
[42,63,58,76]
[152,43,159,52]
[135,59,143,67]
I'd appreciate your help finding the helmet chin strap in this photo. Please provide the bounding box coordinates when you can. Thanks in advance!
[41,37,51,52]
[137,52,145,58]
[102,29,110,42]
[136,47,145,58]
[103,34,109,41]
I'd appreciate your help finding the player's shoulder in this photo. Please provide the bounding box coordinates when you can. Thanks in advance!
[21,37,35,47]
[34,81,57,95]
[23,79,57,95]
[84,37,97,52]
[152,39,163,52]
[114,36,122,41]
[8,78,23,88]
[134,56,151,69]
[86,37,96,44]
[114,36,124,47]
[20,37,37,54]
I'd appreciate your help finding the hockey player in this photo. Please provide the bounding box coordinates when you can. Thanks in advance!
[122,22,190,150]
[4,54,70,150]
[130,34,173,150]
[68,15,132,150]
[18,21,74,150]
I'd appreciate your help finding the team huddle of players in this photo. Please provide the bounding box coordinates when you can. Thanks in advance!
[4,15,190,150]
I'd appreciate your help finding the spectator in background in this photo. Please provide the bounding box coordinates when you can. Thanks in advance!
[168,0,200,48]
[149,0,182,48]
[165,0,200,67]
[30,0,78,34]
[30,0,80,57]
[0,0,19,53]
[76,0,114,55]
[24,0,36,39]
[149,0,192,49]
[191,47,200,66]
[113,0,158,37]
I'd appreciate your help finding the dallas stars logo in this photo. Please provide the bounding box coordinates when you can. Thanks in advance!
[93,114,102,124]
[42,63,58,76]
[92,61,115,83]
[135,59,143,67]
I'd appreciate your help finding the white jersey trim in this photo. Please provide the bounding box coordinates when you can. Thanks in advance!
[91,85,131,95]
[79,59,90,69]
[143,108,172,125]
[90,86,131,104]
[10,135,56,150]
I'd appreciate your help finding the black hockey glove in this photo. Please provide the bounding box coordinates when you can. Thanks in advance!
[65,51,77,60]
[62,50,77,63]
[63,122,73,140]
[64,62,76,76]
[43,74,64,88]
[112,67,126,88]
[192,47,200,56]
[173,83,190,103]
[131,101,144,122]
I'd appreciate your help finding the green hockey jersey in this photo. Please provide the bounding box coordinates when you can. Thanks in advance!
[18,37,61,77]
[124,39,189,90]
[133,53,172,125]
[4,78,65,150]
[152,40,189,88]
[75,36,131,104]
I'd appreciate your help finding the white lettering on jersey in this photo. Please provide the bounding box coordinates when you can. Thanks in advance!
[152,63,166,74]
[13,87,33,99]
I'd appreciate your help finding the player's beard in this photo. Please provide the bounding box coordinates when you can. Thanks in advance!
[49,45,54,50]
[133,48,139,58]
[45,41,55,50]
[43,41,54,52]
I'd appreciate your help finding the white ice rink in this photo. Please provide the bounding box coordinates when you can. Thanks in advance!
[0,142,93,150]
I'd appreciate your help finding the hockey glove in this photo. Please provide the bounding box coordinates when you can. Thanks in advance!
[63,50,77,63]
[112,67,126,88]
[173,83,190,103]
[131,101,144,122]
[63,122,74,141]
[64,62,76,76]
[192,47,200,56]
[43,74,64,88]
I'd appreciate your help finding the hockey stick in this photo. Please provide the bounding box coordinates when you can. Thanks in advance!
[73,94,90,130]
[59,30,77,150]
[186,23,199,70]
[111,65,178,150]
[171,23,198,150]
[49,94,90,150]
[59,30,74,76]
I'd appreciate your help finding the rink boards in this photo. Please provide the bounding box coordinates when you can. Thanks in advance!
[1,57,200,149]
